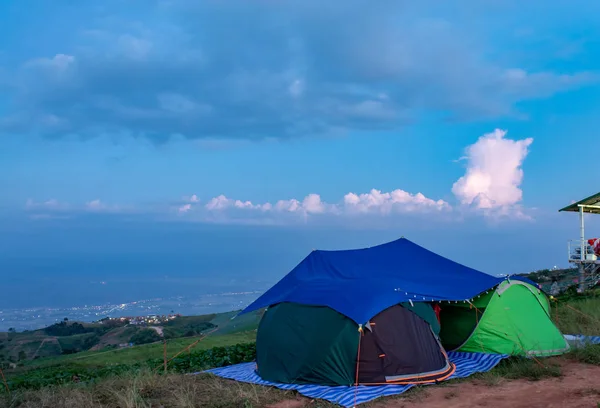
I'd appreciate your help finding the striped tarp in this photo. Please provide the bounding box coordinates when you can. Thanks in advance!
[203,351,508,407]
[564,334,600,346]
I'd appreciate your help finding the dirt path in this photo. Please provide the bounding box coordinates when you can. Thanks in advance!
[371,362,600,408]
[32,337,58,359]
[268,362,600,408]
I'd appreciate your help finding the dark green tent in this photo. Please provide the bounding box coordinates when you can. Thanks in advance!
[256,302,454,386]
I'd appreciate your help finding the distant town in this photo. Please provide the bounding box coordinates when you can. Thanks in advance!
[98,313,181,326]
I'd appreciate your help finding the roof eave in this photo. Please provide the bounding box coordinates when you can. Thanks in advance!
[559,192,600,214]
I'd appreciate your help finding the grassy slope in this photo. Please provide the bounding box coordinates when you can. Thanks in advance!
[92,326,138,350]
[16,328,256,371]
[553,296,600,336]
[59,330,256,367]
[0,309,263,366]
[208,309,264,335]
[1,326,110,362]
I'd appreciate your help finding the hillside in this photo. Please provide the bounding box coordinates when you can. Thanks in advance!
[0,309,264,368]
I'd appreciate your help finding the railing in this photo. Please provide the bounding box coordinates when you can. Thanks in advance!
[567,239,598,262]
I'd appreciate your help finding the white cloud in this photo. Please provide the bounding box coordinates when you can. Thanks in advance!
[178,188,450,224]
[116,34,153,60]
[205,195,232,210]
[343,189,450,214]
[25,198,70,211]
[25,198,128,215]
[301,194,326,214]
[182,194,199,203]
[85,199,127,213]
[24,54,75,72]
[203,195,273,211]
[178,203,192,213]
[5,2,598,141]
[182,129,534,223]
[85,199,104,210]
[452,129,533,215]
[157,93,212,116]
[22,130,536,224]
[288,79,304,98]
[274,198,302,212]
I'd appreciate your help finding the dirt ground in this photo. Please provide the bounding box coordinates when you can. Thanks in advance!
[382,362,600,408]
[268,361,600,408]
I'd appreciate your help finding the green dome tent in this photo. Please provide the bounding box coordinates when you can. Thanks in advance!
[440,279,569,356]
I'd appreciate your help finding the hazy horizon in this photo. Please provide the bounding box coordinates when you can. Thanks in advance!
[1,213,595,312]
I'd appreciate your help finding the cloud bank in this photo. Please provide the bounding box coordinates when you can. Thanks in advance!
[176,189,450,220]
[24,129,535,224]
[1,1,596,142]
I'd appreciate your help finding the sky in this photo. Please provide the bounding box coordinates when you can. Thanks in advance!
[1,0,600,309]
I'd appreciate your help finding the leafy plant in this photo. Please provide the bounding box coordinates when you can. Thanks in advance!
[1,342,257,392]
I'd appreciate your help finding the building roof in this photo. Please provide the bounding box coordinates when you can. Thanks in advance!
[559,192,600,214]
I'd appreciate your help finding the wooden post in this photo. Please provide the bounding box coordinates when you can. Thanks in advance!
[0,366,9,394]
[163,339,167,374]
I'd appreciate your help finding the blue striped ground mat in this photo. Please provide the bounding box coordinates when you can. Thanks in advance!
[204,351,507,407]
[564,334,600,347]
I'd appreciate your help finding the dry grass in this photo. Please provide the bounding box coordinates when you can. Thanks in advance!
[553,296,600,336]
[567,344,600,366]
[0,370,292,408]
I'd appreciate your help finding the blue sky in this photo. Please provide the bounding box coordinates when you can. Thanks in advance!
[1,0,600,307]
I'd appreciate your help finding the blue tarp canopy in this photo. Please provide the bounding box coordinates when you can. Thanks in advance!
[241,237,509,324]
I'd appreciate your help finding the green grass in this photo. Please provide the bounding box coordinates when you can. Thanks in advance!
[17,331,256,371]
[34,340,62,359]
[567,344,600,365]
[479,357,562,382]
[77,331,256,366]
[163,314,216,327]
[208,310,263,335]
[553,296,600,336]
[57,333,98,351]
